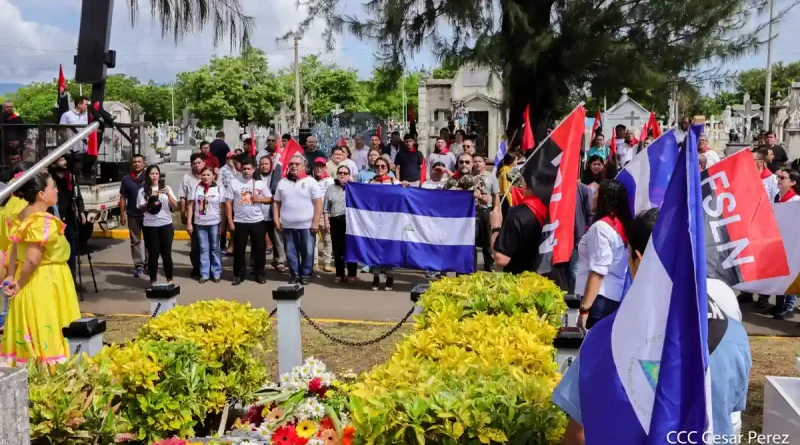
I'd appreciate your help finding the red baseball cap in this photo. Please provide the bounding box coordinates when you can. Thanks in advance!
[314,157,327,165]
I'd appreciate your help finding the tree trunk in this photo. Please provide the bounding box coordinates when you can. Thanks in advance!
[502,0,563,148]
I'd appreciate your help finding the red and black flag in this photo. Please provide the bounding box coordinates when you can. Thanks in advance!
[520,105,586,272]
[55,65,70,123]
[700,148,789,286]
[591,109,602,137]
[86,102,99,157]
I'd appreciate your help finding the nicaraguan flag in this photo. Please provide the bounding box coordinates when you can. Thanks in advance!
[616,129,680,215]
[344,182,476,273]
[494,139,507,168]
[578,130,710,443]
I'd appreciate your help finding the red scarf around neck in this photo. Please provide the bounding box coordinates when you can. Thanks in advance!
[513,191,547,226]
[200,181,212,194]
[761,167,773,179]
[779,188,798,203]
[600,215,628,244]
[373,174,392,183]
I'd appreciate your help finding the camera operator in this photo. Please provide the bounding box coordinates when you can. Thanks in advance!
[49,155,86,289]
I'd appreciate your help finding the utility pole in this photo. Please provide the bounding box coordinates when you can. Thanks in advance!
[171,87,175,126]
[764,0,775,131]
[294,35,302,131]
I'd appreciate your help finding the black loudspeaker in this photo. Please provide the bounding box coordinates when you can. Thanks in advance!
[298,128,313,149]
[75,0,115,83]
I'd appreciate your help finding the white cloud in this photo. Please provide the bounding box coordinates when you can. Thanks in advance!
[1,0,347,84]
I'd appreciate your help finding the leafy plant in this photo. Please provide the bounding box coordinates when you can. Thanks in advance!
[27,358,128,445]
[349,272,568,444]
[136,299,273,404]
[418,272,567,328]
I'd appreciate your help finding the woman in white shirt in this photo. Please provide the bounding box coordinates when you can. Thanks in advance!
[773,168,800,319]
[575,179,633,330]
[186,167,223,283]
[136,165,178,287]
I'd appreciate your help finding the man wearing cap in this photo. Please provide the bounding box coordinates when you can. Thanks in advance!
[421,162,448,190]
[473,154,499,272]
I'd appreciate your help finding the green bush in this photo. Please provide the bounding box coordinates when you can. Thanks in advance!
[350,273,568,444]
[26,300,273,444]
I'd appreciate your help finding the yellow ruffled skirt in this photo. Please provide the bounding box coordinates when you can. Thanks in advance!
[0,262,81,366]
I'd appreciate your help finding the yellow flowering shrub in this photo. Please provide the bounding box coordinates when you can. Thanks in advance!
[350,272,568,444]
[417,272,567,328]
[136,300,273,402]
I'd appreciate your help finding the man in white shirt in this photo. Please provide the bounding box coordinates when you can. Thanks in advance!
[226,158,272,285]
[180,153,205,278]
[273,153,324,285]
[616,129,637,166]
[421,162,448,189]
[59,95,89,152]
[754,148,779,201]
[699,134,721,167]
[352,135,370,171]
[674,116,692,144]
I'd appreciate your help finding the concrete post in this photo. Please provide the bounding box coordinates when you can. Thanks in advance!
[272,284,304,375]
[62,317,107,360]
[0,367,30,445]
[146,284,180,318]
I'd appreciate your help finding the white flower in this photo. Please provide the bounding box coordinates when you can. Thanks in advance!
[340,411,350,426]
[307,439,325,445]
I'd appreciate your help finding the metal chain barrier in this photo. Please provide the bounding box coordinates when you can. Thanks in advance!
[298,306,416,347]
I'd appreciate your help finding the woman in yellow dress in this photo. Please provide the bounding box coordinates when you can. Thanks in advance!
[0,176,31,281]
[0,172,81,366]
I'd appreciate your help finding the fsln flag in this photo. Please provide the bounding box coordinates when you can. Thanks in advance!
[56,65,69,122]
[86,102,99,157]
[494,139,508,168]
[592,109,603,137]
[616,129,680,215]
[701,148,789,285]
[523,105,585,268]
[344,182,476,273]
[579,129,710,444]
[648,111,662,139]
[521,104,535,151]
[735,201,800,295]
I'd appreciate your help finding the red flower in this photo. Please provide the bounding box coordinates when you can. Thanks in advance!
[319,417,334,431]
[341,426,356,445]
[272,425,298,445]
[308,377,328,397]
[242,404,266,425]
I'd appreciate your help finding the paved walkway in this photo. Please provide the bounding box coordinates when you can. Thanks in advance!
[78,239,421,322]
[79,238,800,336]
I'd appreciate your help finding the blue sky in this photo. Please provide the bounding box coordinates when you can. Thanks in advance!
[1,0,798,91]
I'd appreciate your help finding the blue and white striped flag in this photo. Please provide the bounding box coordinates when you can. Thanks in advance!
[344,182,476,273]
[494,139,507,167]
[578,130,711,443]
[616,129,680,215]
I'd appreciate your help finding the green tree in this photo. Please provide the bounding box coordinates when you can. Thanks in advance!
[176,48,284,126]
[359,69,419,120]
[293,0,792,141]
[9,82,59,123]
[278,55,364,120]
[735,61,800,106]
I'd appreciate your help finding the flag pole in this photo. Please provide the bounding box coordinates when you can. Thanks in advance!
[499,102,586,207]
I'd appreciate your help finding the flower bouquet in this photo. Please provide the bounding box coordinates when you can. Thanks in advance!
[233,358,356,445]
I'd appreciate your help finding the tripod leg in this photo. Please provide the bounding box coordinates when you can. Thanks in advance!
[77,254,84,302]
[87,253,99,293]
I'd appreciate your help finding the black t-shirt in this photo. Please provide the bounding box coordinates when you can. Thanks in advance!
[394,149,424,181]
[209,139,230,168]
[493,204,544,274]
[768,145,789,173]
[303,149,328,174]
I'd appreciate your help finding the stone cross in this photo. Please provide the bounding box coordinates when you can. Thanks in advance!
[629,110,637,128]
[732,93,763,139]
[331,103,345,116]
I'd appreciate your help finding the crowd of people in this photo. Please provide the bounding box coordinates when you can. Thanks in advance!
[114,129,520,291]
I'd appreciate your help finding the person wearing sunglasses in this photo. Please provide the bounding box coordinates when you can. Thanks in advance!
[769,168,800,320]
[273,154,324,285]
[324,165,358,284]
[369,157,399,290]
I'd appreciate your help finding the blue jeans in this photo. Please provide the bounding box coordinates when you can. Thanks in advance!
[283,228,316,279]
[196,224,222,279]
[776,295,797,313]
[587,295,621,329]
